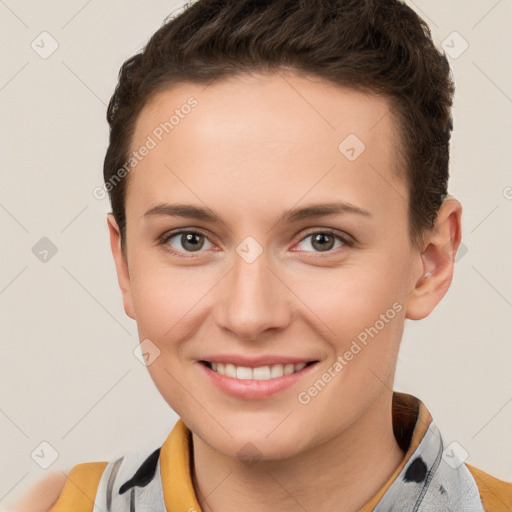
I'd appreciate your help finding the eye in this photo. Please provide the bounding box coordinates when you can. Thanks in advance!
[161,230,214,255]
[294,229,351,253]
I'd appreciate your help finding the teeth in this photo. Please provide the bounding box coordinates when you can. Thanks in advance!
[252,366,271,380]
[236,366,253,380]
[210,362,308,380]
[225,363,236,378]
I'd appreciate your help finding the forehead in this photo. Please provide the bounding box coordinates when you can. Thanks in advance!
[126,72,406,222]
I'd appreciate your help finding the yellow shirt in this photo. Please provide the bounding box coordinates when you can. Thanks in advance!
[48,392,512,511]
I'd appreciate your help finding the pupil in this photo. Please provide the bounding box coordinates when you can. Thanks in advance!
[183,233,203,251]
[313,233,334,251]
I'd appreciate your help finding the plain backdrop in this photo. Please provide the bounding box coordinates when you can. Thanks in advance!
[1,0,511,505]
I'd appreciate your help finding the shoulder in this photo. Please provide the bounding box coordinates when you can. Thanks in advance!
[9,471,69,512]
[11,440,167,511]
[466,463,512,512]
[45,461,107,512]
[10,462,107,512]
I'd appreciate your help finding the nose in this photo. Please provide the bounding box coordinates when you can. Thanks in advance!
[215,249,291,342]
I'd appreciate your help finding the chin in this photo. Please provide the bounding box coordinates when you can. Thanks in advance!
[224,434,305,463]
[193,419,307,462]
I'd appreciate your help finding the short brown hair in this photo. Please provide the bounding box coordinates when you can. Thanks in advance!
[104,0,455,253]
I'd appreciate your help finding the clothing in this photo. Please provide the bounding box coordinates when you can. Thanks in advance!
[48,392,512,511]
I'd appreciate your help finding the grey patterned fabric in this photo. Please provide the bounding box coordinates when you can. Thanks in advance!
[92,447,165,512]
[373,421,484,511]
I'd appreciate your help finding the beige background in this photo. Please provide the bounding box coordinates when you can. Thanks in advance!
[1,0,511,505]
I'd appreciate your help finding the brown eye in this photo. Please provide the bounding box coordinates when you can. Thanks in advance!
[164,231,213,253]
[295,230,348,253]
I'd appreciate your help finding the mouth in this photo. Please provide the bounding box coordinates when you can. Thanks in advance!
[198,359,320,399]
[196,354,320,400]
[199,360,318,381]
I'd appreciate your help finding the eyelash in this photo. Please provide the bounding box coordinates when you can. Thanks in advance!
[158,228,354,258]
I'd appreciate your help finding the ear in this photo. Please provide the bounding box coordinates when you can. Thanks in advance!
[406,198,463,320]
[107,213,136,320]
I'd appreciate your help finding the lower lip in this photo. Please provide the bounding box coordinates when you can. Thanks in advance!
[198,361,318,400]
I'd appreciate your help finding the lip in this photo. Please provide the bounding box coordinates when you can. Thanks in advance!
[198,354,317,367]
[198,360,319,400]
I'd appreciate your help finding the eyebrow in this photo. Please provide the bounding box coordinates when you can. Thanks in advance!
[141,201,371,227]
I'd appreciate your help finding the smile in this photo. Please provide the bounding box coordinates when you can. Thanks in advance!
[199,360,319,400]
[202,361,317,380]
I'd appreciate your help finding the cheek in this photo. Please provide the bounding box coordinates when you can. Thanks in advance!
[292,267,406,416]
[127,261,207,410]
[288,258,407,339]
[128,253,212,339]
[284,255,408,394]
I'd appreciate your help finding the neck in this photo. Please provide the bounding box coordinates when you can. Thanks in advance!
[191,392,405,512]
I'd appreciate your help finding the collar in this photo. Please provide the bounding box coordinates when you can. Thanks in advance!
[360,391,432,509]
[160,392,484,511]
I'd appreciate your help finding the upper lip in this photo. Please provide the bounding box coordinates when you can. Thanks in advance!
[199,355,318,367]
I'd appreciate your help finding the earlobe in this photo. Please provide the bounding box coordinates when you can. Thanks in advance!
[107,214,136,320]
[405,198,462,320]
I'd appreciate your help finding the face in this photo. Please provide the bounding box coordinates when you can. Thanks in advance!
[108,72,438,461]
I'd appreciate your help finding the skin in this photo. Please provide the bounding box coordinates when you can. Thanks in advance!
[9,471,68,511]
[14,71,461,511]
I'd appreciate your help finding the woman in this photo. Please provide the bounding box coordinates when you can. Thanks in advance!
[12,0,512,510]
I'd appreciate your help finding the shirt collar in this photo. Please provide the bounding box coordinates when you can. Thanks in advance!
[359,392,432,510]
[160,416,201,512]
